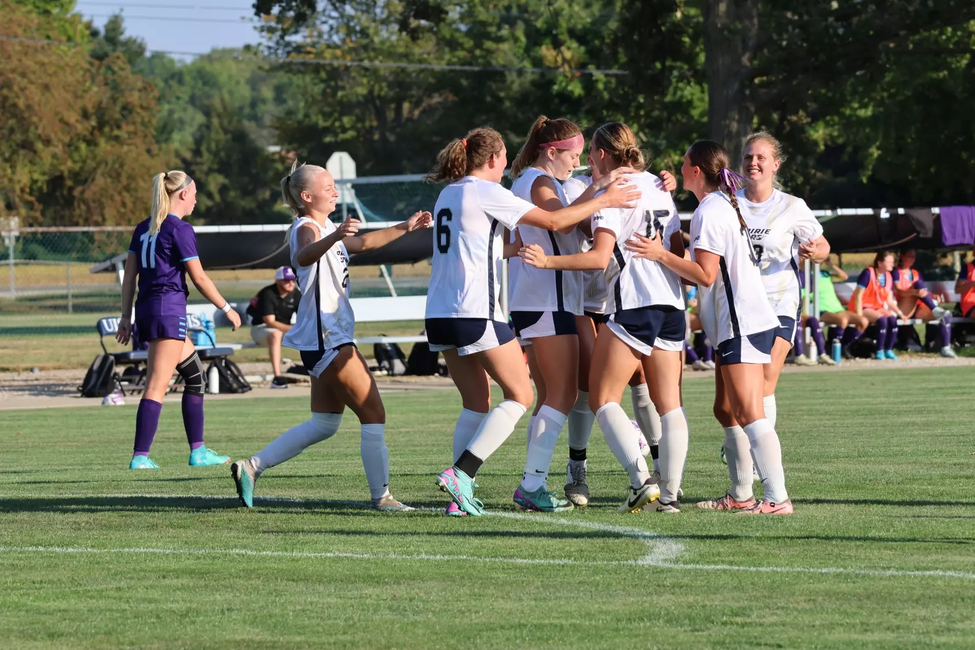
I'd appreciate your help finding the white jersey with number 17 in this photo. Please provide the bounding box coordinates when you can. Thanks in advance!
[425,176,534,322]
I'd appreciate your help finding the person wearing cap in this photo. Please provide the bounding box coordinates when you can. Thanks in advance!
[249,266,301,387]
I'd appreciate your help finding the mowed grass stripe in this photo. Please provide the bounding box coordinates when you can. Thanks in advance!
[1,366,974,648]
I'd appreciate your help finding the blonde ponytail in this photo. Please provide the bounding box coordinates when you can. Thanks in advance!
[149,170,192,235]
[281,160,327,220]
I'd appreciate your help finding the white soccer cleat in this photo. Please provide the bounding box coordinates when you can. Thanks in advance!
[940,346,958,359]
[817,353,837,366]
[691,359,710,371]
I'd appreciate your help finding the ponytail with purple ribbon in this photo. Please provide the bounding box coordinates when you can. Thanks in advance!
[718,168,747,194]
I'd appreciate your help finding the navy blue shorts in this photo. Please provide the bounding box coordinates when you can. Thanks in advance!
[607,306,685,355]
[299,343,356,378]
[716,328,776,365]
[425,318,515,356]
[774,315,798,343]
[136,314,187,342]
[510,310,577,340]
[585,311,611,326]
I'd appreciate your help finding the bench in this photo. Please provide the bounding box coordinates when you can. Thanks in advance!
[96,316,237,394]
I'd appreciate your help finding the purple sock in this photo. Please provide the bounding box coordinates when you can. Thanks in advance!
[841,326,861,349]
[181,393,206,450]
[885,316,899,351]
[874,321,887,351]
[940,315,951,347]
[793,328,804,356]
[915,280,938,310]
[703,345,714,362]
[808,317,826,356]
[133,399,162,456]
[685,342,700,363]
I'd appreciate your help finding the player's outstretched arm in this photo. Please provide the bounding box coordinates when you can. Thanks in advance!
[344,211,433,254]
[294,219,359,267]
[521,179,639,232]
[626,232,719,288]
[519,229,615,271]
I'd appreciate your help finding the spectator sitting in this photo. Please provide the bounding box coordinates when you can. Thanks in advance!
[792,312,834,366]
[893,249,955,358]
[249,266,301,388]
[955,245,975,319]
[809,258,869,360]
[849,251,906,361]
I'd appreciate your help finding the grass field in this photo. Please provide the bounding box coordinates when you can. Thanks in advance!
[1,366,974,648]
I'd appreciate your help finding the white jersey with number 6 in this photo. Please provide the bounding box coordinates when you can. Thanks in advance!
[283,216,355,352]
[509,168,584,314]
[690,192,779,346]
[591,171,684,313]
[736,189,824,318]
[425,177,534,321]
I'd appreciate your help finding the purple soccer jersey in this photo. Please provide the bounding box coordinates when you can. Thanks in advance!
[128,215,199,318]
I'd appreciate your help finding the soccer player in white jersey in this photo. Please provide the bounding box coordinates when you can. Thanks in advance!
[230,162,432,511]
[561,156,677,507]
[427,126,640,516]
[736,132,830,430]
[627,140,794,515]
[521,122,687,513]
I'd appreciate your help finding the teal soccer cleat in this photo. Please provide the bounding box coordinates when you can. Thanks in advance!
[189,447,230,466]
[436,467,484,516]
[231,459,256,507]
[129,455,159,470]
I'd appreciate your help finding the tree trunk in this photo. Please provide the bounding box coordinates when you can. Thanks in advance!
[702,0,759,167]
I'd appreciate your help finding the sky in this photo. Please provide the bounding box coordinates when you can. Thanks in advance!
[76,0,263,57]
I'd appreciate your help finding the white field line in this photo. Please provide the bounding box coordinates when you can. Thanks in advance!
[1,493,974,580]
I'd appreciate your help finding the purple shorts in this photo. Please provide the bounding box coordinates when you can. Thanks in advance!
[136,314,187,342]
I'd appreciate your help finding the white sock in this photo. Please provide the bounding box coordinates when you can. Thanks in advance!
[631,383,661,473]
[466,400,528,462]
[596,402,651,489]
[525,415,537,454]
[743,418,789,503]
[659,407,689,503]
[452,409,487,463]
[763,394,777,430]
[567,390,594,453]
[521,405,567,492]
[360,423,389,500]
[723,425,754,502]
[251,412,342,477]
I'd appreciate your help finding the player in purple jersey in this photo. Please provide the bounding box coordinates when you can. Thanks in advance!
[116,170,242,469]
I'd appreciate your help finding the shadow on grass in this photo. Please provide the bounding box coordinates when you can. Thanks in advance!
[261,529,628,541]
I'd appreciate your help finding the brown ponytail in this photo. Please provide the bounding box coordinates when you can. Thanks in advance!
[591,122,646,172]
[509,116,583,178]
[686,140,751,233]
[426,127,504,183]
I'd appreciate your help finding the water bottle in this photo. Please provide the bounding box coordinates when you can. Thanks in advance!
[831,338,842,365]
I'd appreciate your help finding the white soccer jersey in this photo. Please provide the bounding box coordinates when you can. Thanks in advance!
[590,172,684,313]
[690,192,779,346]
[508,168,584,314]
[563,175,608,313]
[737,189,824,318]
[283,216,355,351]
[425,176,534,321]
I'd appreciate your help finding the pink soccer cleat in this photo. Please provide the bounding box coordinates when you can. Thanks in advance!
[696,493,757,511]
[740,498,794,515]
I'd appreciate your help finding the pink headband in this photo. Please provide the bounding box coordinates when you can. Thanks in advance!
[538,134,584,150]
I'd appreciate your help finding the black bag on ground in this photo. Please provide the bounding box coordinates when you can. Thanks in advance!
[211,358,252,393]
[373,340,407,376]
[79,354,118,397]
[406,340,440,376]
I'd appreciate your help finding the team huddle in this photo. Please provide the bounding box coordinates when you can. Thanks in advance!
[121,116,831,516]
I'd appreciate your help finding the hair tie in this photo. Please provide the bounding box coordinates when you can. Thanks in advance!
[461,139,467,147]
[163,172,169,180]
[719,168,747,192]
